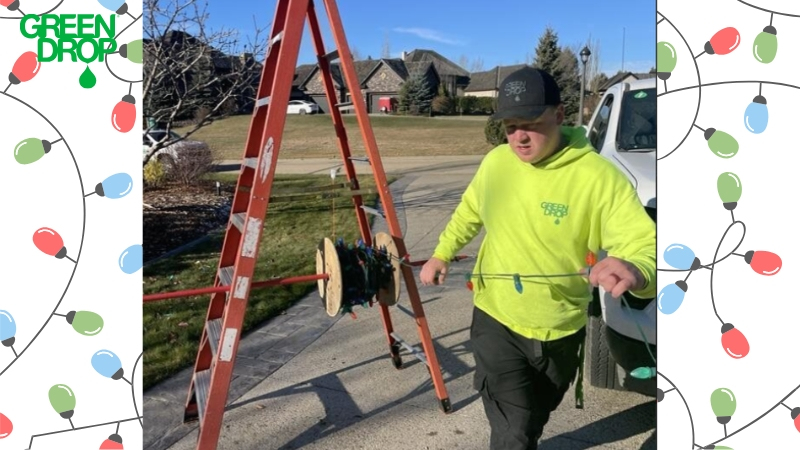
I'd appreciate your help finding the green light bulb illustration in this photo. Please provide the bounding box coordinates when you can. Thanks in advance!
[753,25,777,64]
[630,367,656,379]
[48,384,76,419]
[65,311,104,336]
[704,128,739,159]
[657,41,677,80]
[717,172,742,211]
[14,138,52,165]
[710,388,736,424]
[119,39,143,63]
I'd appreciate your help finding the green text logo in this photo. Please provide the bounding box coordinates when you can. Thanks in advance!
[20,14,117,63]
[541,201,569,225]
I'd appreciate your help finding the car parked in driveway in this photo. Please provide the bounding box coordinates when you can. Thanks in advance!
[582,77,657,397]
[142,130,213,170]
[287,100,319,115]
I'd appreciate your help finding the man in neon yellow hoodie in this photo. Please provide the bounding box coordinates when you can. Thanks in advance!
[420,67,655,449]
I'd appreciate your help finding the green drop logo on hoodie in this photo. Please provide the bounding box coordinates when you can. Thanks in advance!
[541,201,569,224]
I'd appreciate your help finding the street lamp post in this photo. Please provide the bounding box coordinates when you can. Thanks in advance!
[578,46,591,127]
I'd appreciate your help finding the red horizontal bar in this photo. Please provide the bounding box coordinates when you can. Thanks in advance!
[142,273,328,303]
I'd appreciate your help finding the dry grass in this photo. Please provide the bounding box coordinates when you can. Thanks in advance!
[177,114,493,160]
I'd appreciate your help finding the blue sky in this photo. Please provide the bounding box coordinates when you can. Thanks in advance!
[203,0,655,75]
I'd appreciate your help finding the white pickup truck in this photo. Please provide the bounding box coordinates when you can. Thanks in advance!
[582,77,657,397]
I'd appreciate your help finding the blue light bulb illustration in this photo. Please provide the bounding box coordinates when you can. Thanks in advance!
[657,281,688,314]
[0,310,16,347]
[93,173,133,199]
[663,244,701,270]
[744,95,768,134]
[118,244,143,274]
[97,0,127,14]
[513,274,523,294]
[91,350,124,380]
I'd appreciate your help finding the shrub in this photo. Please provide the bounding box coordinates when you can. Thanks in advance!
[485,117,507,146]
[432,95,456,115]
[144,158,166,188]
[458,96,478,114]
[475,97,496,114]
[166,147,216,185]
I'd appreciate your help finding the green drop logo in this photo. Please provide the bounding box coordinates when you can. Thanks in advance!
[79,66,96,89]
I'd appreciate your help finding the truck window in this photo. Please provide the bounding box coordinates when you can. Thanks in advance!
[617,88,656,151]
[589,95,614,151]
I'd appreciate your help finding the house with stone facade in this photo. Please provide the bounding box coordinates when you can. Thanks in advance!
[464,64,528,97]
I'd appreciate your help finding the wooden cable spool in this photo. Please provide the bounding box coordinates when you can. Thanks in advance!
[315,232,401,317]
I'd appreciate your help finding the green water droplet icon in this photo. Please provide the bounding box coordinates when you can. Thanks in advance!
[79,66,96,89]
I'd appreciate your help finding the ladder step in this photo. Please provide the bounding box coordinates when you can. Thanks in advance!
[361,205,384,218]
[255,96,270,108]
[207,318,223,358]
[231,213,246,232]
[323,49,339,62]
[270,31,284,46]
[336,102,354,110]
[349,156,369,163]
[219,266,234,286]
[195,369,212,424]
[243,157,258,169]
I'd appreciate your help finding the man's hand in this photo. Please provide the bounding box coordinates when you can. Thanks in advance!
[588,256,645,298]
[420,257,449,286]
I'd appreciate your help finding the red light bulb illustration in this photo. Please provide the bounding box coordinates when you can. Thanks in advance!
[704,27,740,55]
[792,407,800,433]
[721,323,749,359]
[9,51,40,85]
[111,95,136,133]
[33,227,68,259]
[744,250,781,276]
[0,412,12,438]
[1,0,20,11]
[99,433,123,449]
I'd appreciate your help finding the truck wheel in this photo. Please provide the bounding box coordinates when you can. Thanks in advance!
[585,315,623,391]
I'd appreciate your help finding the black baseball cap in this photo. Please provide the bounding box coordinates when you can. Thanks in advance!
[492,67,561,120]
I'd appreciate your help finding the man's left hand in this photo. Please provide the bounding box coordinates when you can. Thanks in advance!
[587,256,645,299]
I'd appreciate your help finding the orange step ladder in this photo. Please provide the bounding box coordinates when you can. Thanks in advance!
[181,0,452,448]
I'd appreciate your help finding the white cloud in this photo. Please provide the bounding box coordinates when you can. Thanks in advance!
[393,27,466,46]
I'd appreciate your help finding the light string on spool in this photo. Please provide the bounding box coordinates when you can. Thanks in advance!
[333,237,395,316]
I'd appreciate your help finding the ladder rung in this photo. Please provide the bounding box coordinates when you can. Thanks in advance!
[219,266,234,286]
[207,319,222,358]
[195,369,211,424]
[361,205,384,218]
[391,332,428,366]
[255,96,270,108]
[231,213,246,232]
[243,157,258,169]
[336,102,354,110]
[349,156,369,163]
[323,49,339,62]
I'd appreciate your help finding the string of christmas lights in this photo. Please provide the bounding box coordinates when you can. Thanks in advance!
[657,4,799,446]
[21,415,142,449]
[0,0,63,19]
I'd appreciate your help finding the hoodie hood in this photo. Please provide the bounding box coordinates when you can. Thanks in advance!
[512,126,594,170]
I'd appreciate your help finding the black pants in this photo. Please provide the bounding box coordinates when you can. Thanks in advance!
[471,306,585,450]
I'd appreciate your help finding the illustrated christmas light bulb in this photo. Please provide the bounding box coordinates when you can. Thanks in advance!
[705,27,740,55]
[630,367,656,379]
[92,350,124,380]
[33,227,68,259]
[717,172,741,210]
[513,274,523,294]
[14,137,52,165]
[9,51,39,84]
[663,244,700,270]
[65,311,103,336]
[100,433,124,449]
[744,95,768,134]
[119,244,143,274]
[710,388,737,424]
[93,173,133,199]
[1,0,20,11]
[111,95,136,133]
[97,0,127,14]
[704,128,739,159]
[657,281,688,314]
[656,41,677,80]
[743,250,781,276]
[0,412,12,439]
[119,39,142,63]
[48,384,76,419]
[0,310,16,347]
[753,25,778,63]
[721,324,749,359]
[792,407,800,433]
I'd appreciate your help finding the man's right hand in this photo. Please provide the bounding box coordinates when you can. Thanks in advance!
[420,257,449,286]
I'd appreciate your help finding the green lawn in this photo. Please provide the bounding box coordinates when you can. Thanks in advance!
[177,114,493,160]
[142,173,388,390]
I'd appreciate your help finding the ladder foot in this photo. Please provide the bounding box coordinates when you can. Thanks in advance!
[390,343,403,369]
[439,397,452,414]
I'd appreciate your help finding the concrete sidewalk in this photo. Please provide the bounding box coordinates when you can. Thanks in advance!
[144,156,655,450]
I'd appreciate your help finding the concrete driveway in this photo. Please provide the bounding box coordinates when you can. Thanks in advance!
[144,156,655,450]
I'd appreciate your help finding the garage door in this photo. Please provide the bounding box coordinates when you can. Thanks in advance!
[370,94,397,114]
[309,94,330,114]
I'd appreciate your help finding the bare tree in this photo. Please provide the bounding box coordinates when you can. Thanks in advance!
[142,0,268,166]
[458,54,469,71]
[351,47,362,61]
[382,31,391,59]
[469,57,484,73]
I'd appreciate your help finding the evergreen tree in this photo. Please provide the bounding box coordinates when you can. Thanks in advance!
[398,74,435,115]
[533,26,561,76]
[555,47,581,124]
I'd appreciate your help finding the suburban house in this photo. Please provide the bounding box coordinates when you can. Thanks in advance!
[597,70,657,94]
[293,49,464,113]
[463,64,528,97]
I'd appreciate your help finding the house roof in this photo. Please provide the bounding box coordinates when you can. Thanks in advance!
[599,71,657,91]
[293,64,316,87]
[465,64,528,92]
[403,49,469,78]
